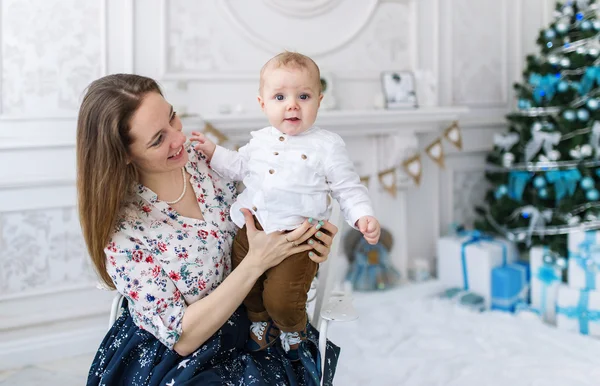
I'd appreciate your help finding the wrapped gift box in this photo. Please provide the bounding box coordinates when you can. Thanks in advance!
[437,231,518,308]
[530,246,565,325]
[556,285,600,337]
[568,230,600,290]
[491,263,529,312]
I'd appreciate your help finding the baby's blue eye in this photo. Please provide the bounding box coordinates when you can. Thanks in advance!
[275,95,284,101]
[300,94,310,100]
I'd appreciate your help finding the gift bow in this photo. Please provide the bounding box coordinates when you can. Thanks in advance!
[545,169,582,204]
[529,73,560,103]
[524,128,561,162]
[579,66,600,95]
[458,230,507,290]
[532,249,565,319]
[556,290,600,335]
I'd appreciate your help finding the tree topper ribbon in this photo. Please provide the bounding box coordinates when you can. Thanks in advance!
[545,169,582,204]
[579,66,600,96]
[494,132,520,152]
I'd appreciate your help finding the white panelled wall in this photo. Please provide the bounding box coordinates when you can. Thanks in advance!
[0,0,553,369]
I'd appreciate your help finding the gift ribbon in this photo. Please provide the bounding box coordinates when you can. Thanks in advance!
[575,231,599,289]
[533,265,561,317]
[556,290,600,335]
[458,230,507,291]
[529,73,560,103]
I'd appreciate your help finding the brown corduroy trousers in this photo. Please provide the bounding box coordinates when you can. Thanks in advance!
[232,218,318,333]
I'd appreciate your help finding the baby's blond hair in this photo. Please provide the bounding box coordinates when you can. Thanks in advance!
[259,51,322,94]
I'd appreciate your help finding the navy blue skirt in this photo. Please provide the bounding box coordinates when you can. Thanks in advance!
[87,300,340,386]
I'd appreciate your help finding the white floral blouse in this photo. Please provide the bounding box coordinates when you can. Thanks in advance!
[105,145,239,349]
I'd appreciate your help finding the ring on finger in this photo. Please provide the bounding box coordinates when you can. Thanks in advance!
[292,241,299,247]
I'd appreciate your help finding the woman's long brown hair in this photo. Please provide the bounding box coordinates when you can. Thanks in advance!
[76,74,162,289]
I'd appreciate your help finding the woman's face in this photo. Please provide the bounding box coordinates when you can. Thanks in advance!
[127,92,187,179]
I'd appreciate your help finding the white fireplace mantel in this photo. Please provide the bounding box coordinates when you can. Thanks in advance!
[183,107,469,139]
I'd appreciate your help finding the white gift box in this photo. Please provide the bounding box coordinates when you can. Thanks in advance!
[556,284,600,338]
[437,232,517,309]
[529,246,564,325]
[567,230,600,290]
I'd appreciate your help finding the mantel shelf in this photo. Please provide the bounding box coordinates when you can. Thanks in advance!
[182,106,470,137]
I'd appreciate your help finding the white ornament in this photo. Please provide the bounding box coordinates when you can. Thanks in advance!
[577,46,587,55]
[567,215,581,225]
[581,144,593,157]
[532,122,543,131]
[560,57,571,67]
[547,150,561,161]
[589,48,600,57]
[548,55,559,64]
[502,152,515,167]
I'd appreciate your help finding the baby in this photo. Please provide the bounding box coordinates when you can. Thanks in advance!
[192,51,380,360]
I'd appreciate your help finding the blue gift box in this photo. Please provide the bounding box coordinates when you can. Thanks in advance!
[491,263,529,312]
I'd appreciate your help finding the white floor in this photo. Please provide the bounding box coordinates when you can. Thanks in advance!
[0,352,94,386]
[5,280,600,386]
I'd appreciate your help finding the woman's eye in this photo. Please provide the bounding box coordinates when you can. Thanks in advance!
[153,134,163,147]
[275,95,284,101]
[299,94,310,100]
[170,111,177,122]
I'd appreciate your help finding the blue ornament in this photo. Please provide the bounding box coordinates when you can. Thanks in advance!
[539,188,548,199]
[545,29,556,39]
[547,42,554,49]
[576,12,584,21]
[581,176,595,190]
[588,98,599,110]
[577,108,590,121]
[581,20,592,31]
[533,176,547,188]
[563,110,576,121]
[495,185,508,199]
[586,189,600,201]
[518,99,531,109]
[558,81,569,92]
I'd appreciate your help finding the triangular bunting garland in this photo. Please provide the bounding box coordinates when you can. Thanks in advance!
[443,120,463,150]
[425,138,445,168]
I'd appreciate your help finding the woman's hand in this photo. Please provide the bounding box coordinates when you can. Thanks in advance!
[240,209,338,271]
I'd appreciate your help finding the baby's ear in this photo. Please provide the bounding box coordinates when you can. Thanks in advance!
[318,93,324,106]
[257,95,265,111]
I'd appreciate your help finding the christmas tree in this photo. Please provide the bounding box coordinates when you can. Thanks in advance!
[476,0,600,256]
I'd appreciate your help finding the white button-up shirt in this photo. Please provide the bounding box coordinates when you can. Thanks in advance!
[210,126,374,233]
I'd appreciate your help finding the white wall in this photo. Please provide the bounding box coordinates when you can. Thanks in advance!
[0,0,553,369]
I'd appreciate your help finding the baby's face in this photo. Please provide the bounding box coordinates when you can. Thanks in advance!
[258,66,323,136]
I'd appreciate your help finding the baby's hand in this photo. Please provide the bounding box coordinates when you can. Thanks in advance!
[190,131,217,160]
[356,216,381,245]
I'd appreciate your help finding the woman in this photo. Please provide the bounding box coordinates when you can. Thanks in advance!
[77,74,340,385]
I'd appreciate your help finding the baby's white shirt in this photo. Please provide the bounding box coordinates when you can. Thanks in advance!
[209,126,374,233]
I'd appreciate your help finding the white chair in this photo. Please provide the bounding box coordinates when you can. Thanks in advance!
[107,200,357,386]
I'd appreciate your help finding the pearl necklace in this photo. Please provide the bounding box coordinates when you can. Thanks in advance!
[165,167,187,205]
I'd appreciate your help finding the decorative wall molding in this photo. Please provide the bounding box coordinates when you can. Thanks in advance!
[0,0,108,118]
[439,0,510,108]
[262,0,343,18]
[217,0,380,57]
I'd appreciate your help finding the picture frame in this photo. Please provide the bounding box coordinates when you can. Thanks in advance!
[380,71,418,109]
[320,73,337,110]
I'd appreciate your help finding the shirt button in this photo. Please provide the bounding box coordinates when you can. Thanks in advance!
[252,206,257,211]
[279,136,285,142]
[301,154,307,160]
[269,169,275,174]
[273,152,279,156]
